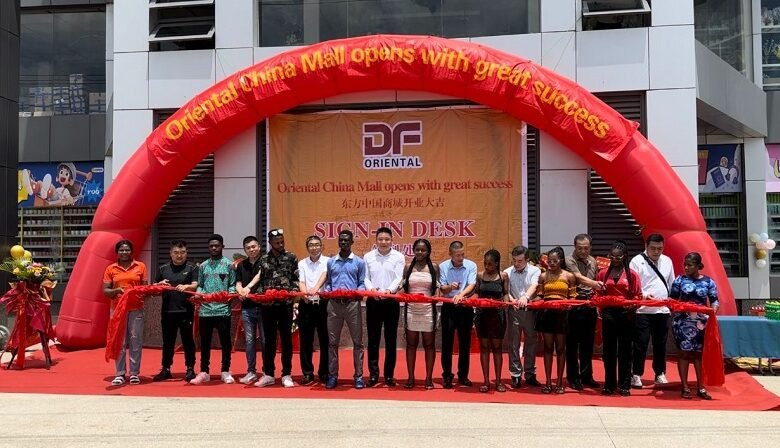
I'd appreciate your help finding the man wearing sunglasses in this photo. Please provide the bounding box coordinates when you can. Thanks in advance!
[255,228,300,388]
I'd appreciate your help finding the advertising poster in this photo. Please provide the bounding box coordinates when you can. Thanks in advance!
[269,108,524,260]
[17,161,105,208]
[698,144,742,194]
[766,144,780,193]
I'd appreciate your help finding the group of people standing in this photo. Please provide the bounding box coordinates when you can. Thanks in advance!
[102,229,719,400]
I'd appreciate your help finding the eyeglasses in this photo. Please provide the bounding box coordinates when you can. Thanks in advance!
[269,229,284,237]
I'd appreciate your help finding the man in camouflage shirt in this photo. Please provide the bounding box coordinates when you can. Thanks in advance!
[255,228,300,388]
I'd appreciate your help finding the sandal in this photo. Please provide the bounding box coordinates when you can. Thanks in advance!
[496,383,507,393]
[111,376,125,386]
[555,386,565,395]
[697,388,712,400]
[541,385,552,394]
[681,388,692,399]
[404,380,415,389]
[129,375,141,385]
[479,384,489,393]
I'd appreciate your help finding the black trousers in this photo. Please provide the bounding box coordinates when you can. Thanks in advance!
[440,303,474,380]
[366,298,400,379]
[632,313,670,377]
[602,308,633,390]
[566,307,597,382]
[261,303,293,377]
[298,300,329,379]
[161,311,196,370]
[199,315,231,373]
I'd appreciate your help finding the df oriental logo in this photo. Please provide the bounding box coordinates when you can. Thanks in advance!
[362,121,423,170]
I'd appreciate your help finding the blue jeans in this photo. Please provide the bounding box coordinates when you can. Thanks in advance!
[116,310,144,376]
[241,307,263,373]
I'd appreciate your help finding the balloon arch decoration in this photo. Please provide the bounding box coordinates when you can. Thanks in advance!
[56,35,735,348]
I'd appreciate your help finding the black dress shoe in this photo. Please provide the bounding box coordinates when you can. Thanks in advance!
[601,388,614,396]
[582,379,601,388]
[184,369,196,382]
[569,380,583,391]
[153,368,172,382]
[443,377,453,389]
[618,388,631,397]
[524,376,542,387]
[318,374,328,383]
[385,378,397,387]
[511,376,522,389]
[368,376,379,387]
[458,378,473,387]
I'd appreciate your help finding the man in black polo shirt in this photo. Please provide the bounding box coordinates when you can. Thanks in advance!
[235,235,264,385]
[153,240,199,382]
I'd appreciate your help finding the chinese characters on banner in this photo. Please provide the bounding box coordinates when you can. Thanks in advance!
[269,108,525,260]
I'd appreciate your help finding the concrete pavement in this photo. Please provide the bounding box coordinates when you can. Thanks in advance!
[0,376,777,448]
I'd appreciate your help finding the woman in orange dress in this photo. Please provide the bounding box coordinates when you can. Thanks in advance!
[533,247,577,394]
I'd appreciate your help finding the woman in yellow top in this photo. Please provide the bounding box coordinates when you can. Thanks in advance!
[534,246,577,394]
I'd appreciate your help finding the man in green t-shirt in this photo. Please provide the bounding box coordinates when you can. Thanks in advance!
[190,234,237,385]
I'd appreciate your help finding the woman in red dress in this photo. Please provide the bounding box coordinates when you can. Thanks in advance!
[595,240,641,396]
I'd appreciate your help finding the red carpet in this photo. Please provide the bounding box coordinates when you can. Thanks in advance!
[1,346,778,411]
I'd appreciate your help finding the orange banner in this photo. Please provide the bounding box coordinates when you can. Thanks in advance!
[269,108,524,261]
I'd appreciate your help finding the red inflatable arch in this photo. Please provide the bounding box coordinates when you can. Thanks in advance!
[56,35,736,348]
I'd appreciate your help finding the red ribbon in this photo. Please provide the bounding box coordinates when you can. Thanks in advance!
[104,285,170,362]
[0,282,55,369]
[108,286,724,386]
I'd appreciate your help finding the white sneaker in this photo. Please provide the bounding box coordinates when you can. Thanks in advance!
[630,375,643,389]
[239,372,258,384]
[221,372,235,384]
[190,372,210,385]
[255,374,275,387]
[281,375,295,388]
[655,373,669,385]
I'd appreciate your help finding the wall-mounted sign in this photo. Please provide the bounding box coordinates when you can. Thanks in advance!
[698,144,742,194]
[18,161,104,208]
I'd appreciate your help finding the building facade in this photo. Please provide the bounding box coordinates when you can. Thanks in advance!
[15,0,779,307]
[1,0,19,298]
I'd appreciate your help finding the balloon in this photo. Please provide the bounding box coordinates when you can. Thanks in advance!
[749,233,761,243]
[760,233,769,242]
[756,249,768,260]
[766,239,777,250]
[756,241,768,250]
[22,250,32,261]
[756,259,768,269]
[56,34,739,348]
[9,245,25,259]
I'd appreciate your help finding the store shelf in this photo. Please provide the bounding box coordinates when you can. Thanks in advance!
[767,193,780,276]
[18,206,96,283]
[700,193,745,277]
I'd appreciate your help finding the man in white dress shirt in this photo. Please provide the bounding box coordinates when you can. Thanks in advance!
[629,233,675,388]
[363,227,405,387]
[297,235,330,385]
[504,246,542,388]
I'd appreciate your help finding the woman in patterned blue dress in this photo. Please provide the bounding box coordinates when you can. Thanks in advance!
[669,252,719,400]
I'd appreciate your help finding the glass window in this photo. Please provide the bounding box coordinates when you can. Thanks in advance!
[762,0,780,90]
[19,8,106,116]
[259,0,540,47]
[695,0,751,76]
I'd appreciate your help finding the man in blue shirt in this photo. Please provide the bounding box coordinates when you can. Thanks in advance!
[438,241,477,389]
[323,229,367,389]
